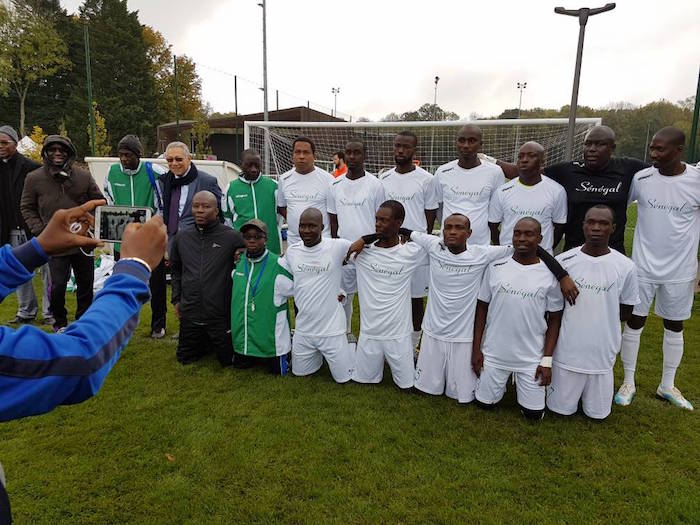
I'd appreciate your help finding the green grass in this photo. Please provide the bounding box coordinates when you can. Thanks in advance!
[0,206,698,524]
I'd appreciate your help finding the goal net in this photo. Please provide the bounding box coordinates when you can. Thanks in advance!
[245,118,602,178]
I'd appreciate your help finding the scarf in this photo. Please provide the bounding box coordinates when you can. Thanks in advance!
[161,163,198,228]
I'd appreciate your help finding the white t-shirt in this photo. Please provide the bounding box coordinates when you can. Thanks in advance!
[410,232,512,342]
[628,165,700,283]
[355,241,424,339]
[276,166,334,245]
[380,167,438,232]
[328,172,385,241]
[278,238,351,337]
[553,247,639,374]
[488,176,567,254]
[432,160,505,245]
[478,257,564,372]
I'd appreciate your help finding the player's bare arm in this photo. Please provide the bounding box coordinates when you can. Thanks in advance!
[535,310,563,386]
[471,300,489,376]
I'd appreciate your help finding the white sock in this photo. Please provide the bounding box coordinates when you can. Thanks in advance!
[620,325,643,387]
[411,330,422,348]
[343,293,354,334]
[661,329,683,390]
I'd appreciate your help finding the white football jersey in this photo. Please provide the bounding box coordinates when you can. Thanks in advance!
[488,176,567,254]
[279,238,351,337]
[328,172,385,241]
[355,241,424,339]
[628,165,700,283]
[380,167,438,232]
[554,247,639,374]
[432,160,505,245]
[410,232,511,342]
[276,167,334,245]
[479,257,564,372]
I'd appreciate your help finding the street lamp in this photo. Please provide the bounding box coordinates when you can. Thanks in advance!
[555,3,616,160]
[517,81,527,119]
[332,87,340,117]
[258,0,270,174]
[430,76,440,170]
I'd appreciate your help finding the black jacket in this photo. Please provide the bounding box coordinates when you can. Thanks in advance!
[170,221,244,322]
[0,151,40,244]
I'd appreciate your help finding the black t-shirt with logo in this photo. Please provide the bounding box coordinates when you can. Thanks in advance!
[545,157,649,254]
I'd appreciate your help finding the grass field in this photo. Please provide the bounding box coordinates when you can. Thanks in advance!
[1,207,698,524]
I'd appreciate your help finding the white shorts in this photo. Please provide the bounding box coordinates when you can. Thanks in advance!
[546,364,613,420]
[341,263,357,295]
[292,333,354,383]
[353,334,414,389]
[411,264,429,298]
[475,365,545,410]
[414,333,476,403]
[633,280,695,321]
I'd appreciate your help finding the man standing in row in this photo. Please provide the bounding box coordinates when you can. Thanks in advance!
[0,124,51,325]
[21,135,104,331]
[332,150,347,178]
[277,137,334,246]
[104,134,168,338]
[432,124,505,245]
[379,131,438,349]
[489,141,567,254]
[616,127,698,410]
[472,218,564,420]
[548,205,639,420]
[160,141,222,254]
[223,148,281,254]
[329,140,385,336]
[170,191,244,366]
[495,125,648,253]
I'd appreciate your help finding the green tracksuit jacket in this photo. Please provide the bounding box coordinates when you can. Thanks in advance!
[224,175,281,254]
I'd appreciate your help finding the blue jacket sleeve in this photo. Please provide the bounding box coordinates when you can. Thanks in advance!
[0,260,151,421]
[0,238,49,301]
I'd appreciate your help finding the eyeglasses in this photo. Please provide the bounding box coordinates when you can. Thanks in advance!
[166,157,185,163]
[0,141,13,146]
[243,233,266,241]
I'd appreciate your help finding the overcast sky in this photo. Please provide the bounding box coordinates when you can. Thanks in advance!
[62,0,700,121]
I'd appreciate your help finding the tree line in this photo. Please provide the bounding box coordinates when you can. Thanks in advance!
[0,0,204,158]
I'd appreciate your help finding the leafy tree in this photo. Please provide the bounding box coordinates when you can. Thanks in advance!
[88,101,111,156]
[0,3,70,135]
[381,103,459,122]
[26,125,46,162]
[187,109,213,159]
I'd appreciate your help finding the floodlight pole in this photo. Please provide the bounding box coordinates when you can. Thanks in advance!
[258,0,270,174]
[689,66,700,163]
[332,87,340,117]
[517,82,527,119]
[429,75,440,171]
[555,3,616,160]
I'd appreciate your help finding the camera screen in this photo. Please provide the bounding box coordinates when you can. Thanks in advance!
[99,208,149,242]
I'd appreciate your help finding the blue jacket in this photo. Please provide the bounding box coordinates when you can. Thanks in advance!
[0,238,151,421]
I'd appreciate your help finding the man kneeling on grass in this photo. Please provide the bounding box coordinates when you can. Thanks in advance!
[231,219,293,374]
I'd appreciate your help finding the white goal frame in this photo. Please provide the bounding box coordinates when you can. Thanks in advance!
[244,118,602,177]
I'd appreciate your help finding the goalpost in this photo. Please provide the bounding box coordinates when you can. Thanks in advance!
[244,118,602,178]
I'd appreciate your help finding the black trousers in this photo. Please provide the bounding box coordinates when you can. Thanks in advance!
[115,253,167,332]
[48,253,94,327]
[233,352,290,375]
[176,318,233,367]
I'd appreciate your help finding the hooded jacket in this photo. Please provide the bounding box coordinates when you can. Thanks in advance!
[0,150,40,244]
[20,136,104,255]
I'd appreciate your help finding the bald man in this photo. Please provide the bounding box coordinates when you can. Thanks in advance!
[223,148,281,254]
[616,127,699,410]
[277,207,355,382]
[170,190,244,366]
[496,126,649,254]
[473,217,564,420]
[488,142,567,254]
[432,124,506,245]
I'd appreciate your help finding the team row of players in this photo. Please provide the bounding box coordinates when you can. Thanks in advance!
[220,124,697,416]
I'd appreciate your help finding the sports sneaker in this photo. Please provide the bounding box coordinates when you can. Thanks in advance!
[150,328,166,339]
[614,384,636,406]
[656,385,694,411]
[42,316,56,326]
[10,315,34,324]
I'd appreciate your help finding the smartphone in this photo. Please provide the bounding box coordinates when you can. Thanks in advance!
[95,205,152,243]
